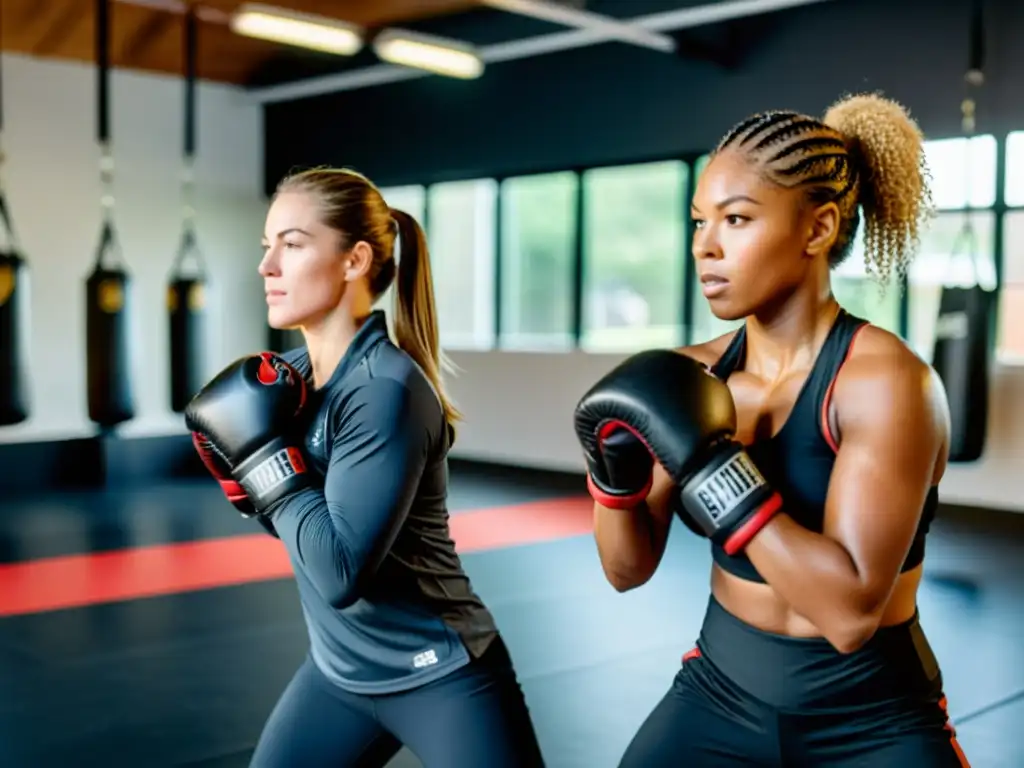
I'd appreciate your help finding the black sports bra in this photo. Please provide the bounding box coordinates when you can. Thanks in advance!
[692,309,939,583]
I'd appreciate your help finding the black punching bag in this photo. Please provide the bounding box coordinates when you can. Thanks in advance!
[86,221,134,428]
[931,283,994,463]
[167,229,206,412]
[0,247,29,426]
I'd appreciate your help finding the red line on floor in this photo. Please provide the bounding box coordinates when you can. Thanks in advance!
[0,495,593,618]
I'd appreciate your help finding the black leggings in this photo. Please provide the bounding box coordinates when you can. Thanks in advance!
[620,597,970,767]
[250,637,545,768]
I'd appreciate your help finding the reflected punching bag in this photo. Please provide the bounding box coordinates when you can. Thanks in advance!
[167,228,206,412]
[0,193,30,425]
[86,220,134,428]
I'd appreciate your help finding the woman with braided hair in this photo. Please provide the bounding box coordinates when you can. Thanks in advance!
[594,94,971,766]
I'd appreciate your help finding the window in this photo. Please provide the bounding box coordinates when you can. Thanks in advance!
[831,226,902,334]
[830,136,996,341]
[581,160,688,352]
[379,184,427,221]
[425,179,498,350]
[901,135,1000,360]
[1005,131,1024,207]
[923,135,997,210]
[499,172,578,350]
[999,211,1024,362]
[376,185,427,321]
[907,212,997,360]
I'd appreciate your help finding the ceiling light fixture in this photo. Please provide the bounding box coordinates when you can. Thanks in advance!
[230,3,363,57]
[373,29,485,80]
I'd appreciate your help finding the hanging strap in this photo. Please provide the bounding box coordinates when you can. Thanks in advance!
[93,0,126,272]
[171,7,207,280]
[941,0,986,289]
[0,8,20,256]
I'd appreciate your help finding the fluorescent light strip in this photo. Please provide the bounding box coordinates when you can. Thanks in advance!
[230,3,363,57]
[373,29,484,80]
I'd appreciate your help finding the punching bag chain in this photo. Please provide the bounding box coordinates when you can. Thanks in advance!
[0,15,15,255]
[94,0,123,270]
[99,144,116,220]
[181,159,196,229]
[947,0,985,287]
[0,3,4,192]
[174,7,205,277]
[182,5,197,233]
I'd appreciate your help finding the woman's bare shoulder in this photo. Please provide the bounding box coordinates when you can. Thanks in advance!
[675,329,739,369]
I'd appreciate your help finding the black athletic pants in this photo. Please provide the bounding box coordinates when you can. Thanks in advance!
[620,596,970,767]
[249,636,545,768]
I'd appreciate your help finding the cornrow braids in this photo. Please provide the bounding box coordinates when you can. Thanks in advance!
[713,94,934,285]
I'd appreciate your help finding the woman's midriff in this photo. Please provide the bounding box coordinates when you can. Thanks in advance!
[711,563,923,638]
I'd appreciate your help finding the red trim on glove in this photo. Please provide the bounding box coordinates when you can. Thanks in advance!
[193,431,251,505]
[586,419,656,509]
[217,479,248,503]
[587,472,654,510]
[284,446,308,475]
[723,492,783,555]
[257,352,279,385]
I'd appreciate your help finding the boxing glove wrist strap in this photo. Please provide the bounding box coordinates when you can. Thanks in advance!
[586,471,654,510]
[678,442,782,555]
[233,437,312,514]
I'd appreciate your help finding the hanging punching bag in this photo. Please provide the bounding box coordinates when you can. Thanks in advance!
[0,19,29,426]
[86,220,135,428]
[0,243,29,426]
[85,0,133,429]
[168,230,206,413]
[932,282,994,462]
[167,10,206,414]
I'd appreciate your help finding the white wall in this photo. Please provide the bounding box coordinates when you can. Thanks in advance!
[445,350,1024,513]
[0,53,267,443]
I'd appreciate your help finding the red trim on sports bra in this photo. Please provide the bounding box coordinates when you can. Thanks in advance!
[820,324,869,454]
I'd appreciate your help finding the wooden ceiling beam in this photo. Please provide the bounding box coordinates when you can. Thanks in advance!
[32,0,85,57]
[120,10,178,66]
[1,0,484,85]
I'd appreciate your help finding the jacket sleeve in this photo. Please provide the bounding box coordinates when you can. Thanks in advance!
[269,377,434,609]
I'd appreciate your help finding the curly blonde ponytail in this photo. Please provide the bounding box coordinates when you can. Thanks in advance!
[823,93,935,283]
[713,92,935,284]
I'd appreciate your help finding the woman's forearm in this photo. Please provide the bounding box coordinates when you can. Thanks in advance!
[593,501,663,591]
[745,514,879,651]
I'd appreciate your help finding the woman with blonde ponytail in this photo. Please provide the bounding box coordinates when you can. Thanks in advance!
[220,167,544,767]
[595,96,969,766]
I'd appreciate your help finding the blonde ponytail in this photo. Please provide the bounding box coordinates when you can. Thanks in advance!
[389,208,462,428]
[823,93,935,283]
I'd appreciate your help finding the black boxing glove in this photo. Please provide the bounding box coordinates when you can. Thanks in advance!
[574,349,781,555]
[185,352,312,515]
